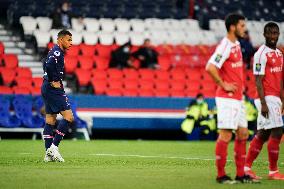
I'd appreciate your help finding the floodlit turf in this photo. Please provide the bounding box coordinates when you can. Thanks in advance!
[0,140,283,189]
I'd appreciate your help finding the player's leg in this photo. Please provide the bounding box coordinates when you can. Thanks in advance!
[53,109,74,147]
[234,127,248,178]
[245,129,270,179]
[268,127,284,180]
[43,113,57,150]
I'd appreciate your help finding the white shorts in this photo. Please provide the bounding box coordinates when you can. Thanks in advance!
[216,97,247,130]
[254,96,283,130]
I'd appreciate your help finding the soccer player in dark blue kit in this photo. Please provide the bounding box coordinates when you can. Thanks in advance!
[42,30,74,162]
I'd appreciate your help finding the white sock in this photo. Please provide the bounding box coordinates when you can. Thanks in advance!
[269,170,278,175]
[244,166,251,172]
[51,143,58,149]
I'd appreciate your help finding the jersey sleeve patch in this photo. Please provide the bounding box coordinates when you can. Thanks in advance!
[54,51,61,56]
[214,54,222,63]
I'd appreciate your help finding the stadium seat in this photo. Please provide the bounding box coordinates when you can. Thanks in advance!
[123,78,139,90]
[0,97,21,128]
[139,89,154,97]
[0,86,13,94]
[75,69,92,87]
[155,44,174,55]
[36,17,52,32]
[186,69,202,81]
[154,79,169,90]
[95,44,112,58]
[107,79,123,90]
[13,86,30,95]
[170,79,186,91]
[123,68,139,80]
[122,89,138,97]
[78,56,94,70]
[155,70,170,80]
[34,30,51,48]
[71,18,85,32]
[15,77,33,90]
[64,55,78,74]
[114,18,131,32]
[94,56,109,70]
[170,90,186,97]
[139,79,154,90]
[99,18,115,32]
[154,89,170,97]
[0,42,4,55]
[114,32,130,45]
[138,69,155,80]
[92,69,108,80]
[129,32,145,46]
[80,44,96,56]
[186,81,201,92]
[20,16,37,35]
[201,82,217,91]
[32,77,43,87]
[129,19,146,32]
[16,67,32,78]
[91,78,107,95]
[0,68,16,85]
[69,100,88,128]
[98,32,114,45]
[170,69,187,81]
[70,31,83,45]
[107,69,123,80]
[12,96,44,128]
[66,45,80,56]
[2,54,18,68]
[106,88,122,96]
[158,55,171,70]
[82,32,99,45]
[31,87,41,95]
[83,18,100,32]
[50,29,61,43]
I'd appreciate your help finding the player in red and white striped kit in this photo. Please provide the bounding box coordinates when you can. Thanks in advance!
[245,22,284,180]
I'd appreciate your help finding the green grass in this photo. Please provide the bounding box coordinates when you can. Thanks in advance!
[0,140,283,189]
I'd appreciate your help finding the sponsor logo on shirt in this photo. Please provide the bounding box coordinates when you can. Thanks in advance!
[231,61,242,68]
[215,54,222,63]
[270,66,282,73]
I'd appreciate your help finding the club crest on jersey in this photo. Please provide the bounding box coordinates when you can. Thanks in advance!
[54,51,60,56]
[215,54,222,63]
[255,63,261,72]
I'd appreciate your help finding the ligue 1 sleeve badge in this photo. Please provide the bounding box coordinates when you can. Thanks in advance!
[215,54,222,63]
[255,63,261,72]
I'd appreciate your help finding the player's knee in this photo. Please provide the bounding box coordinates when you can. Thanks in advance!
[46,117,56,125]
[237,129,249,140]
[218,130,232,142]
[63,114,74,122]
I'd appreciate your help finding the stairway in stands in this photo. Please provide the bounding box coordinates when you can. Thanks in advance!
[0,23,72,93]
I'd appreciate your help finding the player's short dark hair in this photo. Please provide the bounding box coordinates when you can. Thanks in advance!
[57,30,72,39]
[264,22,279,33]
[225,13,245,32]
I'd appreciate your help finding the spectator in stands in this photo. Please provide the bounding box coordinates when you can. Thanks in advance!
[181,93,216,137]
[132,39,159,69]
[109,42,133,69]
[51,1,77,29]
[239,31,255,69]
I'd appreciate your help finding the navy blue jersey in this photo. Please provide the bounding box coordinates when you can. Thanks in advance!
[43,45,65,85]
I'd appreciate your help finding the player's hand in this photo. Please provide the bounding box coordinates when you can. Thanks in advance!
[51,81,61,88]
[261,102,269,118]
[221,82,237,93]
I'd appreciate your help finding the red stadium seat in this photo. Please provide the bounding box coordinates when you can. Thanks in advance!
[78,56,94,70]
[106,88,122,96]
[15,77,33,90]
[64,55,78,74]
[95,44,112,58]
[170,79,186,90]
[185,90,199,97]
[155,44,174,55]
[155,70,170,80]
[47,42,54,50]
[138,69,155,80]
[123,78,139,90]
[173,45,191,55]
[75,69,92,86]
[0,86,13,94]
[201,89,216,98]
[3,54,18,68]
[91,69,107,80]
[158,55,171,70]
[16,67,32,78]
[0,68,16,85]
[107,79,123,90]
[0,42,4,55]
[13,86,30,94]
[139,79,154,90]
[154,79,169,90]
[31,87,41,95]
[91,78,107,95]
[154,89,170,97]
[66,45,80,56]
[201,81,217,91]
[123,89,138,97]
[170,90,186,97]
[185,68,202,81]
[202,72,214,82]
[94,56,109,70]
[139,89,154,97]
[80,44,96,56]
[170,69,186,81]
[107,68,123,80]
[123,68,139,80]
[186,81,201,91]
[32,77,43,87]
[189,45,201,55]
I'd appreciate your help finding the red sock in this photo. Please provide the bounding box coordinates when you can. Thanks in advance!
[216,140,229,177]
[267,137,281,171]
[245,136,265,168]
[234,139,246,177]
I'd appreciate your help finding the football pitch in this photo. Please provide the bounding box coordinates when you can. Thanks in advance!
[0,140,283,189]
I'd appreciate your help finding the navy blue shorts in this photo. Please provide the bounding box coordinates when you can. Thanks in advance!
[41,81,71,114]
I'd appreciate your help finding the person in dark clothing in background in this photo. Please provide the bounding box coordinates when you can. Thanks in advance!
[109,42,133,69]
[51,1,75,29]
[132,39,158,69]
[239,30,255,69]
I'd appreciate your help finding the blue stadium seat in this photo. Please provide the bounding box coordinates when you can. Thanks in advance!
[0,96,21,128]
[12,96,44,128]
[69,100,87,128]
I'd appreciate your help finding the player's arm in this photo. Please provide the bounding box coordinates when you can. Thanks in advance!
[280,76,284,114]
[46,56,61,88]
[205,42,237,92]
[253,50,268,118]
